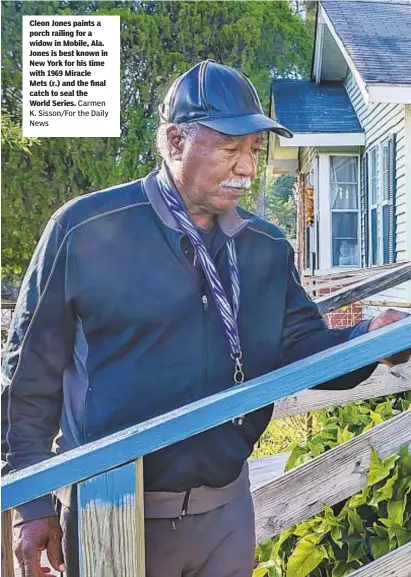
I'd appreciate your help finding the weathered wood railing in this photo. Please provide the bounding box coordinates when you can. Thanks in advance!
[2,264,411,576]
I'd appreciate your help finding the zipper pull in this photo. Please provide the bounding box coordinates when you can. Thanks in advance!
[202,294,208,311]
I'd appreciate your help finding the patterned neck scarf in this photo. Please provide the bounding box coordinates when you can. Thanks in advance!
[157,168,245,422]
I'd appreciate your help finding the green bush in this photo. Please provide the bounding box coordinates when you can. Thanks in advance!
[254,393,411,577]
[251,415,313,460]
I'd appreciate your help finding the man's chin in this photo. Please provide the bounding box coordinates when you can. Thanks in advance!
[212,198,241,213]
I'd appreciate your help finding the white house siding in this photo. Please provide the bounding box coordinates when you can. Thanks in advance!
[345,72,410,309]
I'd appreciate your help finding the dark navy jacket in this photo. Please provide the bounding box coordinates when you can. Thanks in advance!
[2,168,375,522]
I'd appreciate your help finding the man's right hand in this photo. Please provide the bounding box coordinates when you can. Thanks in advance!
[13,515,66,577]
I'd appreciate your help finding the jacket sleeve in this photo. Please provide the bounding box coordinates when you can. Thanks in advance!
[279,245,377,390]
[2,216,75,524]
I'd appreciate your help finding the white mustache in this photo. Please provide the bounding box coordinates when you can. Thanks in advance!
[220,178,252,190]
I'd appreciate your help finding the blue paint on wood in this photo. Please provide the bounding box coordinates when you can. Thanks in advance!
[79,462,136,509]
[2,317,411,511]
[78,461,139,576]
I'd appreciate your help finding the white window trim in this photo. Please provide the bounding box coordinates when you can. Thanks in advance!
[317,153,361,272]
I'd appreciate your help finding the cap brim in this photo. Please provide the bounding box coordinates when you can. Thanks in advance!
[198,113,293,138]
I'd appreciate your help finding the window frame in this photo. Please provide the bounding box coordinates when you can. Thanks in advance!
[329,153,361,269]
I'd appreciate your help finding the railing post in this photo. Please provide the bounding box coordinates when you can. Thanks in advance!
[1,510,14,577]
[78,458,145,577]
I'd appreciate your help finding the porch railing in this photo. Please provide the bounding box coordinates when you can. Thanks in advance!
[2,264,411,576]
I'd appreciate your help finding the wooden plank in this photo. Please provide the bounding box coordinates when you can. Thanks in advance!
[249,453,289,493]
[304,277,366,293]
[1,510,14,577]
[78,459,145,577]
[253,410,411,543]
[348,542,411,576]
[135,458,145,577]
[3,316,411,512]
[316,262,411,314]
[272,361,411,419]
[360,300,411,308]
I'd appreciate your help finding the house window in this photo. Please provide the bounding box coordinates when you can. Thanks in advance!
[330,156,359,267]
[369,148,378,265]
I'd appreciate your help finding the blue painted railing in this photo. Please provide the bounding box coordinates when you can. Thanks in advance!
[3,316,411,512]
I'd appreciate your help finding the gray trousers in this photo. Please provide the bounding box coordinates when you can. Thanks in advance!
[58,489,256,577]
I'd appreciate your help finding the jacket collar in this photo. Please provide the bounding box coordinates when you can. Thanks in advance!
[142,164,250,238]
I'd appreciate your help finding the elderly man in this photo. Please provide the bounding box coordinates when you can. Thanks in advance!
[2,60,409,577]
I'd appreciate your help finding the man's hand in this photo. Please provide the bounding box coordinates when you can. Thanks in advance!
[368,308,411,367]
[13,515,66,577]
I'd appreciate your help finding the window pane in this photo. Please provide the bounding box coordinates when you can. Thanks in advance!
[383,204,390,264]
[371,208,378,265]
[332,213,358,266]
[332,239,358,266]
[330,157,358,209]
[332,212,358,239]
[331,183,358,209]
[330,156,357,183]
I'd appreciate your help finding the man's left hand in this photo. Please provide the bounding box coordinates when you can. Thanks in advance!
[368,308,411,367]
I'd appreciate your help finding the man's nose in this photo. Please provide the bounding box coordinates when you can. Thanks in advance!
[234,150,257,179]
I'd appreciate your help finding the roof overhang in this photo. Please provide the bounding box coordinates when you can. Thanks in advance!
[316,3,411,104]
[278,132,365,147]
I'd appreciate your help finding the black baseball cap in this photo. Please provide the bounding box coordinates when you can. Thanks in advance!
[158,60,293,138]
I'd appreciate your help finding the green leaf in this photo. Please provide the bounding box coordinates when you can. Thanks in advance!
[286,536,326,577]
[395,477,411,499]
[293,521,317,538]
[387,498,406,526]
[347,539,367,563]
[348,492,367,509]
[370,411,384,425]
[370,536,390,559]
[372,523,388,539]
[369,470,398,506]
[367,447,398,486]
[270,527,294,560]
[331,525,343,549]
[285,445,310,472]
[332,561,361,577]
[380,519,411,546]
[347,509,365,535]
[337,426,355,445]
[253,568,269,577]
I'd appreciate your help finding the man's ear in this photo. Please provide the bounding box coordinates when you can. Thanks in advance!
[166,125,185,161]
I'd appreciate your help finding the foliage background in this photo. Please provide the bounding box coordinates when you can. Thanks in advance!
[1,0,313,278]
[254,393,411,577]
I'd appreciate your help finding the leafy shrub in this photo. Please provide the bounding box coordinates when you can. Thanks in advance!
[285,394,411,471]
[253,393,411,577]
[251,415,313,459]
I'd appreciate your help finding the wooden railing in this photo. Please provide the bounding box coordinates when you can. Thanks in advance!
[2,264,411,576]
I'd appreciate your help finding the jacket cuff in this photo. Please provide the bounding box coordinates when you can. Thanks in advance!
[349,320,371,340]
[13,495,57,526]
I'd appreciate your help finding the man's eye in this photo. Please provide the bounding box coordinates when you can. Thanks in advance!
[253,148,262,154]
[224,148,237,153]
